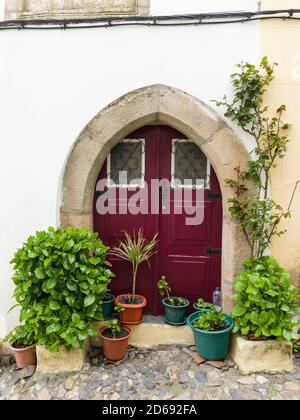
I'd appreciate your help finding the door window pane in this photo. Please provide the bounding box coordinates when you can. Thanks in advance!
[172,140,209,187]
[108,139,145,186]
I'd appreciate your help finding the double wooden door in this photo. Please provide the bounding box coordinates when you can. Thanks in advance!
[93,125,222,315]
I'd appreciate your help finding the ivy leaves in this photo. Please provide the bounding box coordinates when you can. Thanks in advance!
[231,257,300,341]
[9,227,114,351]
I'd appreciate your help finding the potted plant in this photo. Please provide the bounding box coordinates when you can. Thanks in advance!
[6,325,36,368]
[9,227,114,355]
[188,307,234,360]
[213,58,300,372]
[232,257,300,341]
[230,257,300,373]
[193,297,214,312]
[157,276,189,325]
[100,292,115,320]
[99,305,131,361]
[111,228,158,324]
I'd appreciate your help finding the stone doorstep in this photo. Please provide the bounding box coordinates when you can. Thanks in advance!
[36,340,90,375]
[230,334,294,375]
[91,316,194,348]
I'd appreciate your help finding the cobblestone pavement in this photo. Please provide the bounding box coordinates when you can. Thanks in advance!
[0,346,300,400]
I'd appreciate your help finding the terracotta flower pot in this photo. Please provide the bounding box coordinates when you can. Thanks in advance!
[99,326,131,361]
[11,344,36,369]
[115,294,147,325]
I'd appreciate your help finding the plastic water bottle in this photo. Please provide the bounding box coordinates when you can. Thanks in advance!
[213,287,222,311]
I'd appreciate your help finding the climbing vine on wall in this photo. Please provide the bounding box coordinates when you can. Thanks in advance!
[214,57,299,259]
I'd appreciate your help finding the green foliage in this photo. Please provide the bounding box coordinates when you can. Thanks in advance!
[293,341,300,355]
[157,276,187,306]
[105,319,122,339]
[104,305,125,339]
[110,228,158,301]
[168,297,187,306]
[193,307,227,331]
[5,324,35,347]
[231,257,300,340]
[194,298,214,310]
[9,227,114,352]
[114,304,125,314]
[213,57,299,259]
[157,275,171,299]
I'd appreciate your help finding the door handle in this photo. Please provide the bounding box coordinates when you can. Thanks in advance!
[205,248,222,255]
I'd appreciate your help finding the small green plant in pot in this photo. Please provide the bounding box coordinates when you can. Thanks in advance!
[193,297,214,312]
[100,292,115,320]
[5,325,36,368]
[188,307,234,360]
[111,228,158,325]
[157,276,189,325]
[231,257,300,341]
[99,305,131,361]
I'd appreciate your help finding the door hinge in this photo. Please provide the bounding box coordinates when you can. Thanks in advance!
[205,248,222,255]
[207,192,222,199]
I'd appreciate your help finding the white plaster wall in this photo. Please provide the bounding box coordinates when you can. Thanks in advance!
[0,0,260,337]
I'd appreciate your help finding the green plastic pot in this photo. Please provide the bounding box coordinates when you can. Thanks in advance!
[100,293,115,320]
[162,297,190,325]
[187,311,234,360]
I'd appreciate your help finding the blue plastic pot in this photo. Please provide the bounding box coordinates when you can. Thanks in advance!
[188,311,234,360]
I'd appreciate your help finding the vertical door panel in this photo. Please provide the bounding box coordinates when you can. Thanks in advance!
[93,126,160,314]
[158,126,222,314]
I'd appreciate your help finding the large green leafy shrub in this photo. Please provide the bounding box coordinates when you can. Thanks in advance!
[231,257,299,340]
[10,227,114,351]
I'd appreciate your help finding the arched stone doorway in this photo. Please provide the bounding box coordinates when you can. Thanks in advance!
[59,84,251,312]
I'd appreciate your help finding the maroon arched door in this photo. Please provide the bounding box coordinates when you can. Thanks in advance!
[93,125,222,315]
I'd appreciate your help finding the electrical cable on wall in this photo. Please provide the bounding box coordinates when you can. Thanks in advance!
[0,9,300,30]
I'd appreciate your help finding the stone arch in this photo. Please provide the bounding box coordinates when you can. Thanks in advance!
[59,84,251,311]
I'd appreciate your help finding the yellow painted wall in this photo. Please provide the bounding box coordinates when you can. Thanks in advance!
[261,1,300,286]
